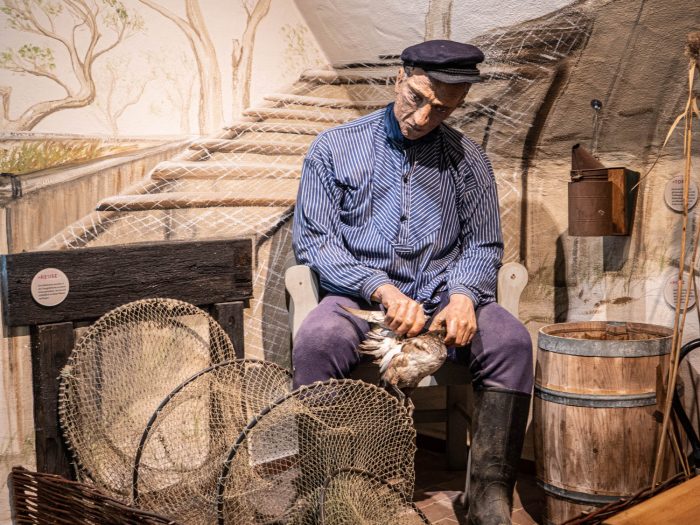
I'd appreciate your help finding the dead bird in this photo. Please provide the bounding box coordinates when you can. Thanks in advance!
[342,306,447,389]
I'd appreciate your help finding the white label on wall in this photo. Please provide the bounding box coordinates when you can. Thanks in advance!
[664,177,698,212]
[664,273,696,310]
[31,268,70,307]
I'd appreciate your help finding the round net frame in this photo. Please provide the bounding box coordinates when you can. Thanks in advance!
[132,359,292,524]
[216,379,417,525]
[319,467,430,525]
[59,297,235,499]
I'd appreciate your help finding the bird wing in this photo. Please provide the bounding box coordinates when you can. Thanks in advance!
[340,305,387,325]
[384,334,448,389]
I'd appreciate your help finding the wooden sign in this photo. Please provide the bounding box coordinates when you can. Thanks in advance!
[1,238,253,328]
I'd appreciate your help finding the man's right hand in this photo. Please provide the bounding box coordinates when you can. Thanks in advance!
[371,284,426,337]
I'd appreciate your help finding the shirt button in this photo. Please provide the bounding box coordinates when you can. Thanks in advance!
[400,215,408,221]
[403,176,409,183]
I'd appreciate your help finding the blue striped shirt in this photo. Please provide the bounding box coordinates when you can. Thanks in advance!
[292,104,503,314]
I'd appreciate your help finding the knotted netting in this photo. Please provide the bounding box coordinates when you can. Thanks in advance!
[41,2,595,369]
[132,360,292,524]
[318,468,430,525]
[58,298,235,499]
[216,379,416,525]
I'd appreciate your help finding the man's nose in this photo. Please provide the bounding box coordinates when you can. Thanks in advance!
[414,104,432,126]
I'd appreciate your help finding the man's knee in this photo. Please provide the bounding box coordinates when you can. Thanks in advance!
[505,321,533,368]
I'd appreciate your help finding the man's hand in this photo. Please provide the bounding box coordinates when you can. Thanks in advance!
[371,284,426,337]
[431,294,477,347]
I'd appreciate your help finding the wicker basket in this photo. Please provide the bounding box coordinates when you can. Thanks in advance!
[9,467,181,524]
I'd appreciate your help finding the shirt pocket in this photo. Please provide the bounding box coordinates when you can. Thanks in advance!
[336,180,371,226]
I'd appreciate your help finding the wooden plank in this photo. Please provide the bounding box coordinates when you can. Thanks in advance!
[96,191,297,211]
[604,476,700,525]
[30,322,74,478]
[211,301,246,359]
[1,239,253,327]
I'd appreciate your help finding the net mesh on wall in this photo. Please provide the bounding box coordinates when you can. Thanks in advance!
[217,379,416,525]
[318,468,430,525]
[58,298,235,499]
[132,360,292,525]
[40,3,594,367]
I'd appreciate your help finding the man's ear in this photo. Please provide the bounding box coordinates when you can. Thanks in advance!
[394,67,405,95]
[459,84,471,105]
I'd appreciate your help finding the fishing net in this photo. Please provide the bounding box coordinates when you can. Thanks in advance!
[132,359,292,524]
[216,379,416,525]
[39,2,595,369]
[318,468,430,525]
[58,298,235,500]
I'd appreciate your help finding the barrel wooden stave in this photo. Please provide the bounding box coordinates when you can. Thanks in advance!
[535,321,672,525]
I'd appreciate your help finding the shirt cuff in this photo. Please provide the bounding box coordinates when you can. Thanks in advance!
[361,272,392,303]
[448,285,480,308]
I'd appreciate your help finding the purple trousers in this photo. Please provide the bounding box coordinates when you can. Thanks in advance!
[292,293,533,394]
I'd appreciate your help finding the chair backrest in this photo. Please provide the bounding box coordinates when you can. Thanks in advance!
[285,262,528,342]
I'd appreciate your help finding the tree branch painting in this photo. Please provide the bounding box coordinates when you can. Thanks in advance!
[0,0,143,131]
[137,0,223,134]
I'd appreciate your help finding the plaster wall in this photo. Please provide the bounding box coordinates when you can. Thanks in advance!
[0,0,327,136]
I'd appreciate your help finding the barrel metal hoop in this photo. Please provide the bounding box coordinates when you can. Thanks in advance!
[538,334,670,357]
[537,480,623,506]
[535,385,657,407]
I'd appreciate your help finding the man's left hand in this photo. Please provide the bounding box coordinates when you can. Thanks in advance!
[431,294,477,347]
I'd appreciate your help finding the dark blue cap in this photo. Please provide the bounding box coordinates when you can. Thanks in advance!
[400,39,484,84]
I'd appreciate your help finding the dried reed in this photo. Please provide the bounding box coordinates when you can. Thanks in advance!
[652,32,700,486]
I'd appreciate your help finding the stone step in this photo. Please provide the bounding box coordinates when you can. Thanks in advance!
[97,184,298,211]
[300,68,397,85]
[243,107,360,124]
[189,138,309,155]
[150,161,300,181]
[225,120,328,136]
[264,93,387,110]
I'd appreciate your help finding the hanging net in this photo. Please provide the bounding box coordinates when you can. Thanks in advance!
[132,359,292,524]
[40,3,595,370]
[58,298,235,499]
[216,379,416,525]
[318,468,430,525]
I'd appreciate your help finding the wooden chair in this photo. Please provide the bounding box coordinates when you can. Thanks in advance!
[285,262,528,469]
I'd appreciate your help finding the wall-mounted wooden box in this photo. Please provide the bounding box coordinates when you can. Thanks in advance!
[568,167,638,236]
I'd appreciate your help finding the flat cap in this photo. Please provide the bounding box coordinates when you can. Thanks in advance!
[400,39,484,84]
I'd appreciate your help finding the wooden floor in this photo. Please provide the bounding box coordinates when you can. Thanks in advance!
[413,447,544,525]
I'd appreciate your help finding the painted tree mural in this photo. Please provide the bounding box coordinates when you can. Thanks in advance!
[231,0,271,118]
[137,0,223,134]
[0,0,143,131]
[93,55,155,135]
[424,0,453,40]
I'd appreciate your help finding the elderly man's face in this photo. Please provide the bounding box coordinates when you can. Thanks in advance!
[393,67,469,140]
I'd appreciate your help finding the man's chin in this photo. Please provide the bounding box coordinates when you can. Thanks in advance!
[402,127,427,140]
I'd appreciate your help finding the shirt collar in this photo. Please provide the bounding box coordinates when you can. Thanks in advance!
[383,103,441,149]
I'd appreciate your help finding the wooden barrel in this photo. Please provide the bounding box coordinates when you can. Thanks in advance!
[535,321,672,525]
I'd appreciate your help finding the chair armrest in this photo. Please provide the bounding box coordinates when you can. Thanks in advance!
[497,262,528,318]
[285,264,321,342]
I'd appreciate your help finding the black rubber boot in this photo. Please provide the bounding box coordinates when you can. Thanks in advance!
[467,388,531,525]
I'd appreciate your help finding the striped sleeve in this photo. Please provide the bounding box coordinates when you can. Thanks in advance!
[292,147,391,301]
[446,141,503,307]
